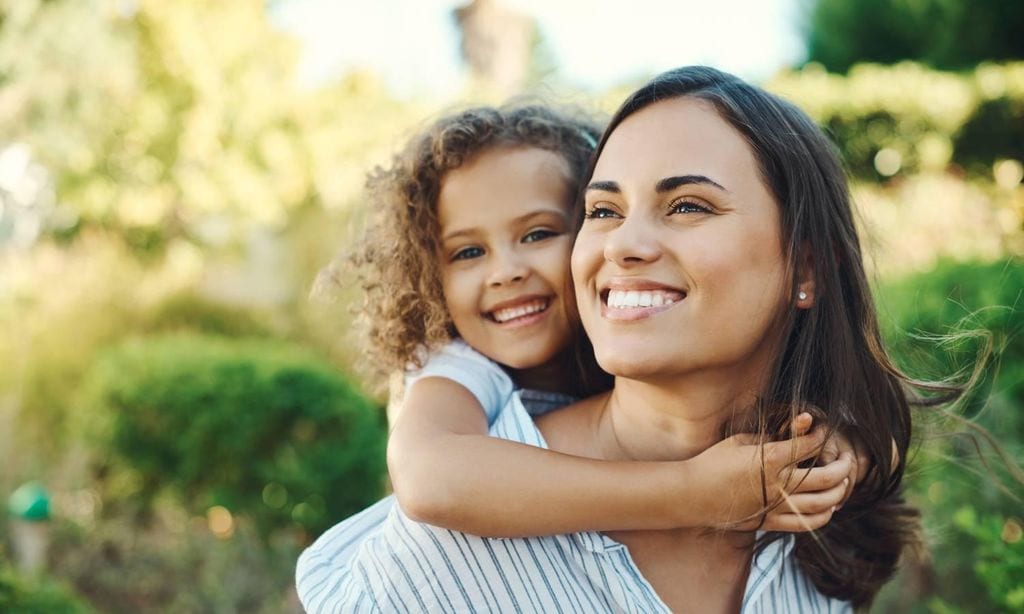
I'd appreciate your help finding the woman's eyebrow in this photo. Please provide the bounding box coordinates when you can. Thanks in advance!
[586,175,728,194]
[586,180,620,193]
[655,174,728,193]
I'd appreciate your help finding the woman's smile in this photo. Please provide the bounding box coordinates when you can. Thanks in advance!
[600,280,686,321]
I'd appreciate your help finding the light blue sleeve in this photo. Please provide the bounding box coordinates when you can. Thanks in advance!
[404,339,515,425]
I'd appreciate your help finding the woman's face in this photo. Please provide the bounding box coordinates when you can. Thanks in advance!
[572,96,790,383]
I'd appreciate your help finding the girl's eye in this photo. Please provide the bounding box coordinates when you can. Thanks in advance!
[669,199,711,215]
[452,246,484,261]
[522,228,559,243]
[584,206,620,220]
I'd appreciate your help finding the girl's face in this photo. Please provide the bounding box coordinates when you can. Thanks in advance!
[437,146,575,371]
[572,97,790,383]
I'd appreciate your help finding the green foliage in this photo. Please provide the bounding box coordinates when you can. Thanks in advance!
[879,258,1024,420]
[47,516,299,614]
[951,508,1024,610]
[143,292,273,338]
[768,62,1024,179]
[0,564,93,614]
[805,0,1024,73]
[953,95,1024,174]
[81,334,387,538]
[876,259,1024,611]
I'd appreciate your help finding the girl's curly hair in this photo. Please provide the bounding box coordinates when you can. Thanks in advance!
[347,104,602,378]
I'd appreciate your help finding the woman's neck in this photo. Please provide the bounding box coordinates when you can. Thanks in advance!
[596,371,761,462]
[505,351,576,395]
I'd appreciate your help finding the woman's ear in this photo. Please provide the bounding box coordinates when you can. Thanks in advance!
[795,245,815,309]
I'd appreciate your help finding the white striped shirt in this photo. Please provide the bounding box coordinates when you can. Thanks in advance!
[296,389,853,613]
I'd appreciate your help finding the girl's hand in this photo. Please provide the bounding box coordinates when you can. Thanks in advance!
[688,412,853,532]
[817,429,870,510]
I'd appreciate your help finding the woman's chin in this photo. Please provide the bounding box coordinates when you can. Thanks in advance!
[596,352,679,380]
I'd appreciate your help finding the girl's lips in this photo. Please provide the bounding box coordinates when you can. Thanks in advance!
[485,297,552,328]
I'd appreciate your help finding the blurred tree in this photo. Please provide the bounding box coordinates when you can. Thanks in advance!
[805,0,1024,72]
[454,0,533,96]
[0,0,420,252]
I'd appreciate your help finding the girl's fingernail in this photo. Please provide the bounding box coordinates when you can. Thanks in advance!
[842,478,849,487]
[831,505,836,513]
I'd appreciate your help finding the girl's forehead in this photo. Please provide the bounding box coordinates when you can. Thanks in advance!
[438,146,574,225]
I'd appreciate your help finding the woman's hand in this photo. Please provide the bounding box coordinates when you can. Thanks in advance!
[686,412,853,532]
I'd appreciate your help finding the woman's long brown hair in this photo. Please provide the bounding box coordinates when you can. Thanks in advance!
[582,66,966,608]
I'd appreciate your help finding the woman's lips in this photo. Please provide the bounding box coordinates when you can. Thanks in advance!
[599,287,686,321]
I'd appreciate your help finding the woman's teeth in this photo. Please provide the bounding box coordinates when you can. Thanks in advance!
[606,289,684,309]
[492,300,548,323]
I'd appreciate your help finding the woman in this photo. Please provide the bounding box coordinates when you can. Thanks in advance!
[306,66,924,612]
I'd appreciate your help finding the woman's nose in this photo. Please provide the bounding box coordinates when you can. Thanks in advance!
[603,214,661,266]
[487,249,530,287]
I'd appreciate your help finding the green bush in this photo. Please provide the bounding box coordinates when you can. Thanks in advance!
[142,293,274,338]
[879,258,1024,421]
[0,565,93,614]
[768,62,1024,179]
[80,334,387,538]
[876,258,1024,611]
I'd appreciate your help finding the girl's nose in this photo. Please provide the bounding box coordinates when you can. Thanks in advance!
[487,249,529,287]
[603,214,661,267]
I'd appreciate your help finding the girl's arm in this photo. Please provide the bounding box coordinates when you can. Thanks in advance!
[389,377,855,537]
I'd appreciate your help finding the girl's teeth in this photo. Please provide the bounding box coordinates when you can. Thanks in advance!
[493,300,547,323]
[606,289,683,309]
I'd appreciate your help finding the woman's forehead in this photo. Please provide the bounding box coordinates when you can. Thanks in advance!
[593,97,760,192]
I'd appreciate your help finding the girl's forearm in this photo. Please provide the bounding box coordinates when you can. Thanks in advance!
[390,432,703,537]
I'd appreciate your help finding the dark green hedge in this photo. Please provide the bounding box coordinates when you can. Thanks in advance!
[769,63,1024,180]
[81,334,387,538]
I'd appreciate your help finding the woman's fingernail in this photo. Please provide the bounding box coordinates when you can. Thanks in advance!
[842,478,849,487]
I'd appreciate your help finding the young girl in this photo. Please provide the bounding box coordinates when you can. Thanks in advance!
[297,104,863,609]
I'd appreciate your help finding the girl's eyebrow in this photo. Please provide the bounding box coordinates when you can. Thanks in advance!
[441,208,565,243]
[586,175,728,194]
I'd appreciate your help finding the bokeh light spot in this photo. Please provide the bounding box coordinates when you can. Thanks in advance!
[993,159,1023,189]
[874,148,902,177]
[1002,518,1023,544]
[262,483,289,509]
[207,505,235,539]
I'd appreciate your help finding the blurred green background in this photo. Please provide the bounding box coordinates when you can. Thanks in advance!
[0,0,1021,612]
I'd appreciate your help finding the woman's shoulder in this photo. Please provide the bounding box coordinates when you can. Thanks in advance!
[743,535,854,614]
[533,393,610,458]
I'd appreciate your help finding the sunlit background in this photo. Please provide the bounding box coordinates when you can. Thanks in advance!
[1,0,1021,611]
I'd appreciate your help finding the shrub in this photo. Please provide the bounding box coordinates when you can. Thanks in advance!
[80,334,387,539]
[876,258,1024,611]
[768,62,1024,179]
[142,293,274,338]
[0,564,93,614]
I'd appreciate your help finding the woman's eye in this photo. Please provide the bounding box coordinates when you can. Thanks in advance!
[452,246,484,261]
[522,228,559,243]
[669,199,711,215]
[584,206,620,220]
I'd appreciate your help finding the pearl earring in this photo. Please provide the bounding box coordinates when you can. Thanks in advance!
[798,291,808,301]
